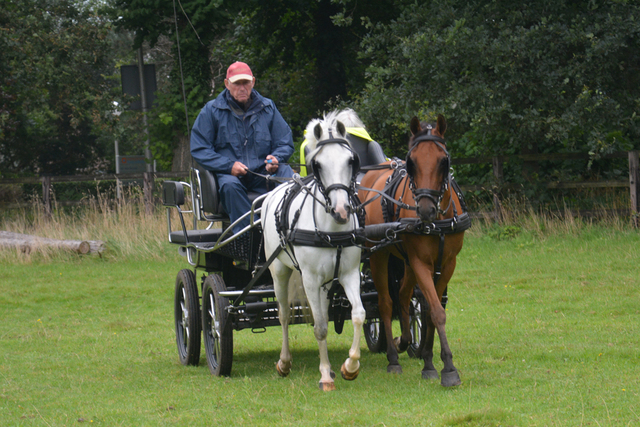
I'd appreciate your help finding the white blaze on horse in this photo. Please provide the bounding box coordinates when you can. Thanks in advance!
[261,110,364,391]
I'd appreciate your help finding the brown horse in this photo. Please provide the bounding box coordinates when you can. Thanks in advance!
[358,114,468,386]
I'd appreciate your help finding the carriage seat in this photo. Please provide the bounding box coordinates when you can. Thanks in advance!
[162,165,264,246]
[346,131,387,169]
[162,179,223,244]
[195,164,264,222]
[301,129,387,180]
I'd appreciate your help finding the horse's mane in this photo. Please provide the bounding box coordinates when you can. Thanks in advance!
[334,108,365,128]
[304,109,363,153]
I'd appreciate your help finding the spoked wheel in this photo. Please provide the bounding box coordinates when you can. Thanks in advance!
[361,260,388,353]
[174,269,201,366]
[407,292,428,358]
[363,318,387,353]
[202,274,233,376]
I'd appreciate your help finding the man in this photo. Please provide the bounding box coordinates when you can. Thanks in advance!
[191,61,294,233]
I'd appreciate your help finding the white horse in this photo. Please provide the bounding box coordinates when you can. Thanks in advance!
[261,110,365,391]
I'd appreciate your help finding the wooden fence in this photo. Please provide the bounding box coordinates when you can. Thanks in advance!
[452,150,639,226]
[0,172,188,216]
[1,151,639,226]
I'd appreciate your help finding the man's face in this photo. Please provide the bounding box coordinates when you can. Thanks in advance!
[225,78,255,104]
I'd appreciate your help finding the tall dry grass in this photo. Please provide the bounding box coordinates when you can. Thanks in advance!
[0,187,177,263]
[472,194,634,241]
[1,186,636,263]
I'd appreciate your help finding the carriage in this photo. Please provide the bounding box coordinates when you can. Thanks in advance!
[161,111,471,387]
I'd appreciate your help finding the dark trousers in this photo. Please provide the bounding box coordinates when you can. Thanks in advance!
[217,165,294,233]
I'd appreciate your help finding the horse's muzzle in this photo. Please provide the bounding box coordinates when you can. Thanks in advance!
[330,204,351,225]
[416,202,437,224]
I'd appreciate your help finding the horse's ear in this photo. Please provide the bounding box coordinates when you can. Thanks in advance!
[436,114,447,136]
[336,121,347,138]
[410,117,421,136]
[314,123,323,141]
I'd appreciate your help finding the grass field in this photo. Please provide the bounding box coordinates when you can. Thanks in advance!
[1,212,639,426]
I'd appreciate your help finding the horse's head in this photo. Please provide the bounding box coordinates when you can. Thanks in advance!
[305,111,361,224]
[406,114,450,224]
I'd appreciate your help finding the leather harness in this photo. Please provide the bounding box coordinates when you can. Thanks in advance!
[233,133,472,307]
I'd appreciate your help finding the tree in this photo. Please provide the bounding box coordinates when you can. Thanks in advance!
[214,0,409,139]
[355,0,640,186]
[1,0,119,176]
[109,0,234,170]
[109,0,408,168]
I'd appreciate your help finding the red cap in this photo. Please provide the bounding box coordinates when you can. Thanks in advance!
[226,61,253,83]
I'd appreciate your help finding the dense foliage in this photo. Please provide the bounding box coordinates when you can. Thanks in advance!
[212,0,409,139]
[354,0,640,185]
[0,0,119,176]
[2,0,639,199]
[108,0,233,170]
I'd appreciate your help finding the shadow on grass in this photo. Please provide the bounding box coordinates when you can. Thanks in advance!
[189,342,394,382]
[443,407,512,427]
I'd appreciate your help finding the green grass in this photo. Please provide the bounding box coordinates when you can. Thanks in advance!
[1,217,640,425]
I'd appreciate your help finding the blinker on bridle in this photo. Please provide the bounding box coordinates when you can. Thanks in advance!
[405,125,451,215]
[310,130,361,213]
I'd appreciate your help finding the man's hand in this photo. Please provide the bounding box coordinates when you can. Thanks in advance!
[231,161,248,177]
[265,155,279,174]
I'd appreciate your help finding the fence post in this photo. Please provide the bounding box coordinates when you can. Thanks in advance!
[492,156,503,222]
[630,151,639,227]
[143,172,154,215]
[42,176,52,218]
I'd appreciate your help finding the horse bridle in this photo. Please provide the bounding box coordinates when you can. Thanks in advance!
[405,127,452,216]
[310,136,361,213]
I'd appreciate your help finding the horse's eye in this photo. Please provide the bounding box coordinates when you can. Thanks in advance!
[440,157,450,175]
[406,157,415,176]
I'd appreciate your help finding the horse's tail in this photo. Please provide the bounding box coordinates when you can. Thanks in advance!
[287,270,313,324]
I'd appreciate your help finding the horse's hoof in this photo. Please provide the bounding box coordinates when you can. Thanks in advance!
[319,381,336,391]
[276,360,291,377]
[387,364,403,374]
[421,369,439,380]
[340,363,359,381]
[440,369,462,387]
[394,337,408,353]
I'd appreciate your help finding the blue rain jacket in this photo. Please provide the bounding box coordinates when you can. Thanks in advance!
[190,89,294,174]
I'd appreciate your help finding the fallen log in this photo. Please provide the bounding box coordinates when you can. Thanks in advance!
[0,231,105,254]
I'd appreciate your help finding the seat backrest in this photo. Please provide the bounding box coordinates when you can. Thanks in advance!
[303,134,386,176]
[195,164,225,217]
[346,134,386,168]
[194,164,265,221]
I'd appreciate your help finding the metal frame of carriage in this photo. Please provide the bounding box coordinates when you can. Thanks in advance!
[161,136,453,376]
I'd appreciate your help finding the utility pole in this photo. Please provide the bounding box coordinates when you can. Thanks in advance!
[137,47,153,173]
[138,46,154,213]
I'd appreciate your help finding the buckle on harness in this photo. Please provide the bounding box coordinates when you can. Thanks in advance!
[385,228,397,241]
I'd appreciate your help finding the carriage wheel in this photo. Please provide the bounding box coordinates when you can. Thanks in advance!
[202,274,233,376]
[407,293,428,359]
[174,269,201,366]
[363,318,387,353]
[360,260,388,353]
